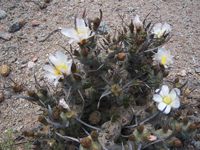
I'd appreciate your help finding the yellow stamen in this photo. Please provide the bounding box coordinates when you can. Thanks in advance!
[163,96,172,105]
[161,56,167,64]
[75,28,86,35]
[158,29,166,36]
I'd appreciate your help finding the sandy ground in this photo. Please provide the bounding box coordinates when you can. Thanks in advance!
[0,0,200,149]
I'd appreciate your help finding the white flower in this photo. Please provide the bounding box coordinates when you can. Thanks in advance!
[153,85,180,114]
[43,51,72,86]
[61,18,95,44]
[59,98,70,109]
[153,47,173,68]
[133,15,143,31]
[152,22,171,38]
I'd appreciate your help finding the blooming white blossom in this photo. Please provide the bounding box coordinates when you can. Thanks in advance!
[152,22,171,38]
[43,51,72,86]
[59,98,70,109]
[133,15,143,31]
[153,85,180,114]
[153,47,173,68]
[61,18,95,44]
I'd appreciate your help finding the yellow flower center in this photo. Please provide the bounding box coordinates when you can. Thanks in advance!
[54,69,62,75]
[76,28,86,35]
[163,96,172,105]
[57,64,68,71]
[158,29,166,36]
[161,56,167,64]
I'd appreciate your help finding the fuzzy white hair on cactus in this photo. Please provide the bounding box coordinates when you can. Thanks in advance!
[152,22,171,38]
[59,98,70,109]
[153,47,173,68]
[43,51,72,86]
[61,18,95,44]
[153,85,180,114]
[133,15,143,31]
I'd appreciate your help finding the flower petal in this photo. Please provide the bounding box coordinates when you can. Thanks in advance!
[162,22,171,32]
[160,85,169,97]
[43,65,57,74]
[170,100,180,109]
[54,75,63,86]
[169,89,178,100]
[76,18,86,29]
[158,102,167,112]
[56,51,67,63]
[164,105,171,114]
[49,55,58,66]
[44,72,56,82]
[153,94,163,102]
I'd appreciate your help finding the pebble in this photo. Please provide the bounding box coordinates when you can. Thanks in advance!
[39,2,47,9]
[8,20,22,33]
[115,7,120,11]
[3,91,12,99]
[97,22,110,35]
[126,7,134,12]
[195,68,200,73]
[177,70,187,77]
[32,20,40,26]
[0,10,7,19]
[0,32,12,41]
[32,57,38,62]
[9,57,17,63]
[27,61,35,68]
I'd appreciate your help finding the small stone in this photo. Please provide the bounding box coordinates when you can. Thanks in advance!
[10,57,17,63]
[27,61,34,68]
[32,57,38,62]
[32,20,40,26]
[0,65,10,77]
[0,10,7,19]
[3,90,11,99]
[8,20,23,33]
[0,32,12,41]
[97,22,110,35]
[115,7,120,11]
[195,68,200,73]
[126,7,134,12]
[39,2,47,9]
[177,70,187,77]
[24,103,29,107]
[175,56,179,60]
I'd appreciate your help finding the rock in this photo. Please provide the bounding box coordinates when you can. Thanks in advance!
[126,7,134,12]
[97,22,110,35]
[39,2,47,9]
[177,70,187,77]
[3,91,11,99]
[27,61,34,68]
[115,7,120,11]
[195,68,200,73]
[9,57,17,63]
[32,57,38,62]
[32,20,40,26]
[0,32,12,40]
[0,10,7,19]
[8,20,23,33]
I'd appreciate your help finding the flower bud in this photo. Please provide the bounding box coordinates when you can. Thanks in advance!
[27,130,34,136]
[183,117,189,125]
[106,34,111,43]
[93,17,100,31]
[163,70,169,77]
[175,110,182,119]
[162,125,169,133]
[81,48,89,57]
[187,110,193,116]
[0,65,10,77]
[133,15,143,31]
[174,77,179,83]
[73,73,81,81]
[123,26,127,33]
[74,50,80,56]
[174,126,182,133]
[187,123,197,132]
[137,124,144,134]
[173,139,182,147]
[34,132,41,137]
[38,115,46,124]
[71,63,76,72]
[145,103,153,112]
[112,36,117,43]
[53,112,60,120]
[129,134,135,141]
[81,137,92,148]
[91,130,98,141]
[117,53,126,61]
[0,93,4,103]
[128,20,134,33]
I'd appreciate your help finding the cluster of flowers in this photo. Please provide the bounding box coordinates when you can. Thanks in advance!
[43,15,179,114]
